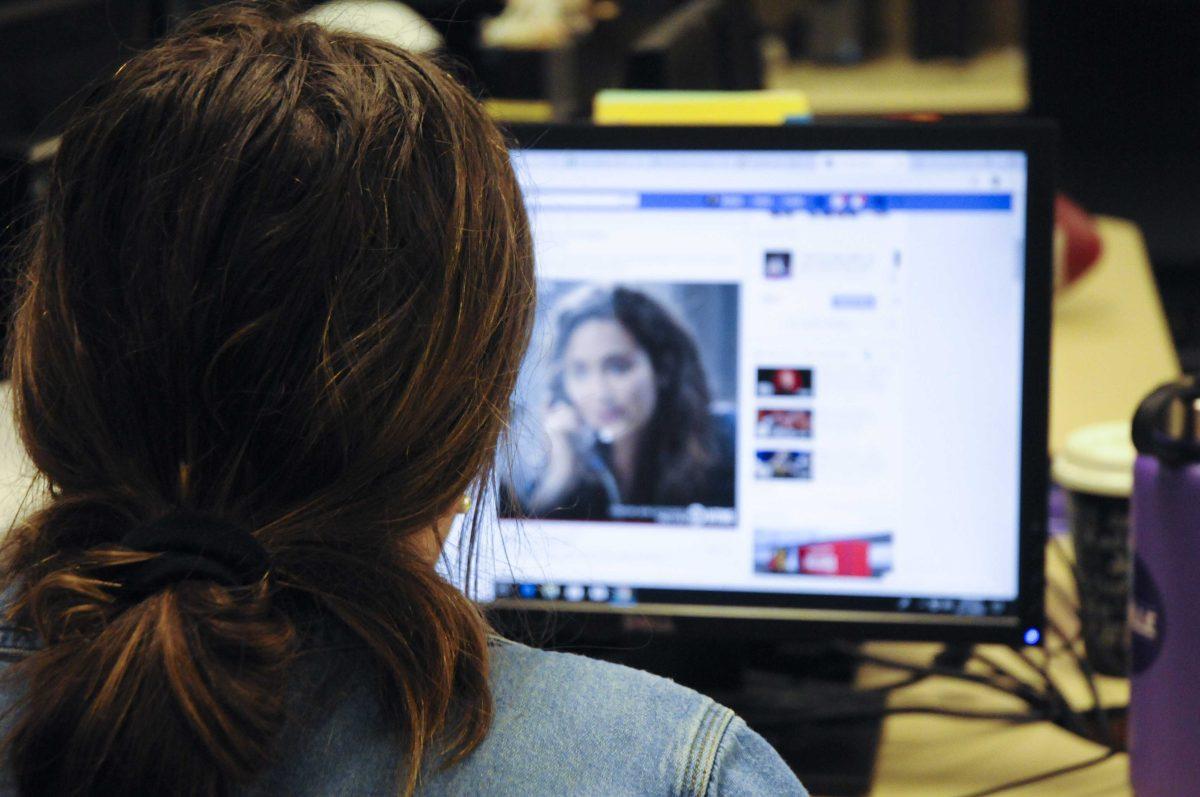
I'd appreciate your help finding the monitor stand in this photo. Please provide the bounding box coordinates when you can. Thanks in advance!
[532,632,884,796]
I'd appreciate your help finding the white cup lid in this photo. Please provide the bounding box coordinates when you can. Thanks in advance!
[1052,421,1136,498]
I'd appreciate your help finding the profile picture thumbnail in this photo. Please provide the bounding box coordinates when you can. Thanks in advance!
[756,409,812,438]
[756,367,813,397]
[755,449,812,480]
[763,251,792,279]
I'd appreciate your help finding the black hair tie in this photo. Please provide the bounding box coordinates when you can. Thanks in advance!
[116,510,269,600]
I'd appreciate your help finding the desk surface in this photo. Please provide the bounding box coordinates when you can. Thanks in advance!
[1049,216,1179,453]
[765,47,1028,116]
[867,685,1128,796]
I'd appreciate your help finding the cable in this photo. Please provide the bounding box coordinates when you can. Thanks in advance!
[1046,579,1080,613]
[972,648,1045,692]
[971,646,1090,740]
[856,671,927,695]
[847,639,1107,748]
[1046,537,1120,750]
[868,706,1042,723]
[837,644,1054,710]
[1044,618,1117,749]
[738,646,1045,727]
[750,705,1044,727]
[954,748,1120,797]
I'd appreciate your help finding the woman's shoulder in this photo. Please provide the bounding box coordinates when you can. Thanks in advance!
[421,638,807,796]
[487,636,710,713]
[486,637,726,751]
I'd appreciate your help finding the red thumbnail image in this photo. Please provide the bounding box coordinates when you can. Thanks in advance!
[756,367,813,397]
[756,408,812,438]
[798,540,871,576]
[756,533,893,578]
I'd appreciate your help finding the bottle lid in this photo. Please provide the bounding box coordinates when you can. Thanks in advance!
[1052,421,1135,498]
[1133,377,1200,467]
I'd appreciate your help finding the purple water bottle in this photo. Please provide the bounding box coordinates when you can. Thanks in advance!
[1130,377,1200,795]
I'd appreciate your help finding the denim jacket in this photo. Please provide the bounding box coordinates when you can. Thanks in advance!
[0,626,806,796]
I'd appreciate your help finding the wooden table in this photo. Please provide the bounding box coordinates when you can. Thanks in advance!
[765,47,1028,117]
[1049,216,1180,452]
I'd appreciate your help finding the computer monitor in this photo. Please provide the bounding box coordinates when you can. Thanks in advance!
[469,123,1054,646]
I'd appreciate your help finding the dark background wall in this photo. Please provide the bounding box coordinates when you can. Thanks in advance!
[1027,0,1200,370]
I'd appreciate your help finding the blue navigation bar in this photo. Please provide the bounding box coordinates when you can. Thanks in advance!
[636,192,1011,214]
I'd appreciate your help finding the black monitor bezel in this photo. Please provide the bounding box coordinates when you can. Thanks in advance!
[488,122,1055,646]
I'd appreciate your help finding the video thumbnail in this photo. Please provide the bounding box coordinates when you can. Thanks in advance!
[754,531,894,578]
[756,367,813,397]
[756,408,812,438]
[755,449,811,480]
[500,280,739,526]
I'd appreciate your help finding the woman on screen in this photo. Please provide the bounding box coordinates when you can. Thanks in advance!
[523,286,735,521]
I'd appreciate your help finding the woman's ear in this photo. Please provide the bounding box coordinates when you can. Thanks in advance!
[412,500,463,565]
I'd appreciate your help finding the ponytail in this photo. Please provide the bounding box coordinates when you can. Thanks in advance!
[5,519,293,795]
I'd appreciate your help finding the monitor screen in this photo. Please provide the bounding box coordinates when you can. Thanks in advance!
[464,125,1052,644]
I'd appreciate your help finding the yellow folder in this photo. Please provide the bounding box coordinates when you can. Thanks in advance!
[593,89,811,125]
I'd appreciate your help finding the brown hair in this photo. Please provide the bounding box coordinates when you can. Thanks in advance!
[0,4,534,795]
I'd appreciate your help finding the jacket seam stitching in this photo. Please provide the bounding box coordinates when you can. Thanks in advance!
[695,706,735,797]
[678,705,715,797]
[684,703,734,797]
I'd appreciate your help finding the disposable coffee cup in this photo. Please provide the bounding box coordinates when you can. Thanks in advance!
[1051,421,1136,676]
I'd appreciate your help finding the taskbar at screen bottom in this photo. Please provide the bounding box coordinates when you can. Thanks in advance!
[490,581,1021,628]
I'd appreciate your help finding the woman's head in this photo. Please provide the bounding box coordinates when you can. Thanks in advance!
[3,4,533,795]
[549,286,715,500]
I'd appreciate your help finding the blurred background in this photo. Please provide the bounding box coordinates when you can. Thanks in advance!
[1,0,1197,372]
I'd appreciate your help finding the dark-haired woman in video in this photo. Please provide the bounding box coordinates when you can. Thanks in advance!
[524,286,735,521]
